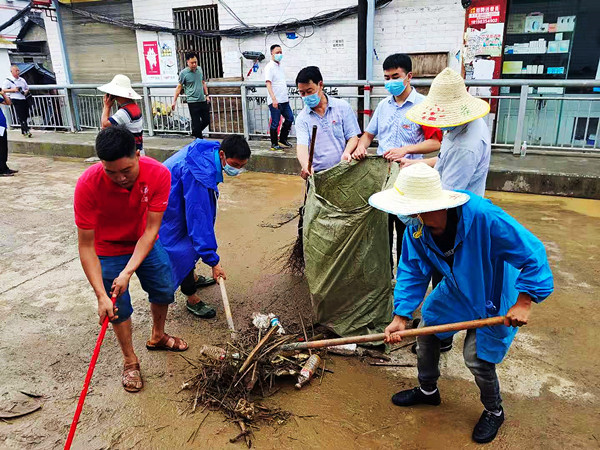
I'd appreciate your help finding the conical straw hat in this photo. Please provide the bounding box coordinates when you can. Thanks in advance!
[369,162,470,216]
[405,68,489,128]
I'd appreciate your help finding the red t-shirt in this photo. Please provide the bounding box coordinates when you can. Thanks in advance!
[74,156,171,256]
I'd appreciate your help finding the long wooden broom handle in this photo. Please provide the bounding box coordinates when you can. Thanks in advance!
[279,316,506,351]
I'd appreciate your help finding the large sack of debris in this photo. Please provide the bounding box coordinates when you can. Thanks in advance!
[303,157,396,338]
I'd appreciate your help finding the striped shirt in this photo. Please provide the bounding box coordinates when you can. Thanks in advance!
[366,89,442,159]
[109,102,144,155]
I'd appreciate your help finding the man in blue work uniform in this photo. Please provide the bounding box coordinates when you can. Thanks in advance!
[369,163,554,444]
[159,135,251,318]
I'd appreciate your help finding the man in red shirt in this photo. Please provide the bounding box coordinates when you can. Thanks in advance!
[74,126,187,393]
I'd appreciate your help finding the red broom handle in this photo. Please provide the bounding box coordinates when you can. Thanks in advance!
[64,295,117,450]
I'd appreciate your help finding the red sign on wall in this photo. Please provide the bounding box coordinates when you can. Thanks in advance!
[468,5,501,25]
[143,41,160,76]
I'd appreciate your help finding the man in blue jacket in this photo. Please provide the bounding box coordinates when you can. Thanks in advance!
[369,163,553,444]
[159,135,251,318]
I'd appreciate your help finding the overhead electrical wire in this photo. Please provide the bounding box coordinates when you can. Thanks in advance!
[0,4,32,34]
[62,0,393,39]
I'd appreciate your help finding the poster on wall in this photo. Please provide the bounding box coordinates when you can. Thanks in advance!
[143,39,178,82]
[468,5,501,26]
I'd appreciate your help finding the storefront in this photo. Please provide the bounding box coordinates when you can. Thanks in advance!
[463,0,600,149]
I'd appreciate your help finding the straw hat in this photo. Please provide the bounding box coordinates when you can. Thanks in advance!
[97,74,141,100]
[405,68,489,127]
[369,163,470,216]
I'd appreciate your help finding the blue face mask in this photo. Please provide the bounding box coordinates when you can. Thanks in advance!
[440,126,457,131]
[274,53,283,62]
[385,79,407,97]
[397,214,420,228]
[303,92,321,109]
[223,164,241,177]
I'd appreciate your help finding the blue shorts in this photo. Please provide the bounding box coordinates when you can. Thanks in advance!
[99,240,174,323]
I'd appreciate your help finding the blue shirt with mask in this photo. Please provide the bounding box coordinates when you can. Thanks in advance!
[395,191,554,364]
[159,139,222,289]
[295,95,361,172]
[366,89,427,159]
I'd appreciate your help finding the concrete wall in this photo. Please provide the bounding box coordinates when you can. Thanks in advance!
[131,0,466,83]
[43,10,67,84]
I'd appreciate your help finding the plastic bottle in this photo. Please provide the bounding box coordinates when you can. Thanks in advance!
[295,354,322,389]
[520,141,527,157]
[270,316,286,335]
[199,345,226,360]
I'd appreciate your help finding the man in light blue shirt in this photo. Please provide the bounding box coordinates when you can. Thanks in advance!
[295,66,361,179]
[352,54,443,275]
[353,54,442,161]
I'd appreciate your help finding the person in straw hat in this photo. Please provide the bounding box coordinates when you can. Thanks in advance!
[402,67,491,198]
[369,163,553,443]
[99,74,145,156]
[402,67,493,354]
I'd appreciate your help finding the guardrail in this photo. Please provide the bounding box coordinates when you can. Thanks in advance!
[4,79,599,154]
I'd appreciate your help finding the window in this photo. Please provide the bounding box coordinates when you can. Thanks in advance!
[572,117,598,145]
[173,6,224,80]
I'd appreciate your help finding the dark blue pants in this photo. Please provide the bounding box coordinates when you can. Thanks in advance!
[98,240,174,323]
[268,102,294,145]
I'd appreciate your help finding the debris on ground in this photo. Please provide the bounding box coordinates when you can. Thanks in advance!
[180,313,422,446]
[0,391,43,419]
[180,320,327,446]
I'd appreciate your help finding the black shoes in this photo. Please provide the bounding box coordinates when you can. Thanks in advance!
[472,409,504,444]
[0,172,14,177]
[391,387,441,407]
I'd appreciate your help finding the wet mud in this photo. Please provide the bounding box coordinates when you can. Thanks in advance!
[0,155,598,449]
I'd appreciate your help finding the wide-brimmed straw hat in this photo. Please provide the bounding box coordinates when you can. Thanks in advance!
[369,163,470,216]
[97,74,141,100]
[405,68,489,127]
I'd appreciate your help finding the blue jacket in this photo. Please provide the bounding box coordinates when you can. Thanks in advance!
[395,191,554,364]
[159,139,223,290]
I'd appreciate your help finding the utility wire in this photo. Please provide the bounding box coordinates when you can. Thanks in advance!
[62,0,393,39]
[0,4,32,34]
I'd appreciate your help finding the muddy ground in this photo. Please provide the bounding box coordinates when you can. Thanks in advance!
[0,154,598,450]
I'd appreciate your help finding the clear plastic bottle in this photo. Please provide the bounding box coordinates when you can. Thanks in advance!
[295,354,322,389]
[199,345,226,360]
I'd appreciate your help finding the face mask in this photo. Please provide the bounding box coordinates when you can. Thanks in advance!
[440,126,457,131]
[274,54,283,62]
[398,214,424,238]
[397,214,420,228]
[223,164,241,177]
[303,92,321,109]
[385,79,407,97]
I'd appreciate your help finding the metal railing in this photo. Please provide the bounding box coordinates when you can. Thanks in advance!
[5,79,599,154]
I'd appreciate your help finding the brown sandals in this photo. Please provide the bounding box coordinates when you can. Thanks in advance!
[122,362,143,393]
[145,333,188,352]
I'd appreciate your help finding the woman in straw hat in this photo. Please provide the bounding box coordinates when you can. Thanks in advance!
[402,67,491,198]
[369,163,553,443]
[99,74,145,156]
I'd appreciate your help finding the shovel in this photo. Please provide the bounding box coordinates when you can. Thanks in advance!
[278,316,506,351]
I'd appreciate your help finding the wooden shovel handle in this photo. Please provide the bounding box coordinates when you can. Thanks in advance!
[218,278,236,334]
[279,316,506,351]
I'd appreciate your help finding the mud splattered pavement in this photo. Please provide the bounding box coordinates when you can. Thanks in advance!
[0,154,599,449]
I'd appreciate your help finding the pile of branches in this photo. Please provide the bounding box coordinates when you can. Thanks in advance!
[180,325,326,447]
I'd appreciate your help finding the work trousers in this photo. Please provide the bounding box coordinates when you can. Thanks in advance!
[416,320,502,412]
[12,98,30,134]
[0,131,8,172]
[180,269,197,296]
[188,101,210,139]
[268,102,294,145]
[389,214,406,277]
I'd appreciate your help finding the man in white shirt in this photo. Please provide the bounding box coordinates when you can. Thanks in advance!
[265,44,293,151]
[3,65,31,137]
